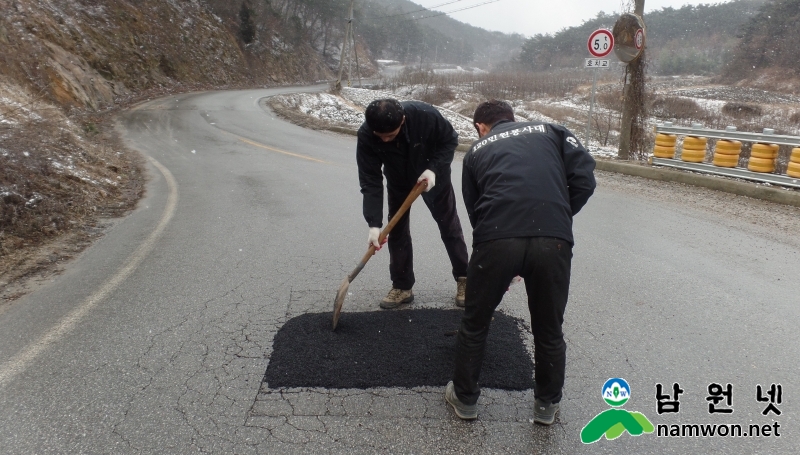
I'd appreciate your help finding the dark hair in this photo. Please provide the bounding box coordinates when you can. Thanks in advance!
[365,99,405,133]
[473,100,515,128]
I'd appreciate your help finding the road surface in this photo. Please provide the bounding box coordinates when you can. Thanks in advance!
[0,86,797,454]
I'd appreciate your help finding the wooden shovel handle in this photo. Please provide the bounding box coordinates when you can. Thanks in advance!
[350,180,427,281]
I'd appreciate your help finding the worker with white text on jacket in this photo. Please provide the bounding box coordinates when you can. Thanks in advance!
[445,100,596,425]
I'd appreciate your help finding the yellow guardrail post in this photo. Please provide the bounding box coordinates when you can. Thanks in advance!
[653,123,800,187]
[712,139,742,168]
[712,127,742,168]
[748,143,779,173]
[788,147,800,178]
[653,133,677,159]
[681,136,707,163]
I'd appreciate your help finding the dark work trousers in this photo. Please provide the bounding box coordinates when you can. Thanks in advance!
[452,237,572,405]
[386,179,469,290]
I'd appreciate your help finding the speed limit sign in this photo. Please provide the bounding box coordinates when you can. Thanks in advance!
[634,29,644,50]
[587,29,614,58]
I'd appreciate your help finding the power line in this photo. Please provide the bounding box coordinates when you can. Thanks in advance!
[407,0,504,22]
[378,0,469,19]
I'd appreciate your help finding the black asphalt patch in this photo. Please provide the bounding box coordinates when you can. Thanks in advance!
[263,309,534,390]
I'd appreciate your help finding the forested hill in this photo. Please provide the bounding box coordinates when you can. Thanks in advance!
[0,0,524,114]
[723,0,800,82]
[267,0,525,68]
[358,0,526,67]
[516,0,767,75]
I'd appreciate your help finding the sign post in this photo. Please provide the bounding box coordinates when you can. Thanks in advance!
[585,29,614,146]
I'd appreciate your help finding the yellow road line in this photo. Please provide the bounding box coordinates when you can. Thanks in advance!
[237,137,330,164]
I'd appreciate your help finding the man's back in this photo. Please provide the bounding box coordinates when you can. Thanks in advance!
[462,120,595,246]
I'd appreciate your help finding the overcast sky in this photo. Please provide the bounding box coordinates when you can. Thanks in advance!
[410,0,735,36]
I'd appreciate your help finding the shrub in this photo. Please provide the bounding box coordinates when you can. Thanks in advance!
[594,90,623,111]
[722,102,763,118]
[419,86,455,106]
[650,96,706,120]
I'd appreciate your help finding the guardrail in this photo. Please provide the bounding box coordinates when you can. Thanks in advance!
[651,123,800,189]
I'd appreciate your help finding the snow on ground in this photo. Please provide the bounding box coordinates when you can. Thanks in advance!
[432,66,488,75]
[49,159,113,187]
[274,74,800,160]
[278,92,365,128]
[0,96,43,124]
[0,77,51,125]
[274,86,616,156]
[341,87,479,141]
[670,86,800,105]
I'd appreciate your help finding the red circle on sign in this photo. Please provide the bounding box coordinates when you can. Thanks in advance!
[587,29,614,58]
[634,29,644,50]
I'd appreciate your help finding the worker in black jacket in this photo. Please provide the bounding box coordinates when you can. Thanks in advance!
[445,100,596,425]
[356,99,469,308]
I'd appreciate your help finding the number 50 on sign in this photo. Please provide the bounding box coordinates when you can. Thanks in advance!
[587,29,614,58]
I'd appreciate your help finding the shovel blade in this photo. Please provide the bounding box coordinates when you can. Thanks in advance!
[332,276,350,331]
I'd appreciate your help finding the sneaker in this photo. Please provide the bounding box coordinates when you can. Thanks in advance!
[380,288,414,309]
[445,381,477,420]
[533,398,560,425]
[455,277,467,307]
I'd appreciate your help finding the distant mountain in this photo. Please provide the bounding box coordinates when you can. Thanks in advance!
[357,0,526,68]
[723,0,800,82]
[516,0,767,75]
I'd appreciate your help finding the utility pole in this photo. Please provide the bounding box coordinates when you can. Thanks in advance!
[335,0,354,91]
[347,29,353,86]
[351,21,362,88]
[618,0,645,160]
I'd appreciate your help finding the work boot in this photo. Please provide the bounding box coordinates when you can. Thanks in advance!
[380,288,414,309]
[533,398,560,425]
[445,381,477,420]
[455,277,467,307]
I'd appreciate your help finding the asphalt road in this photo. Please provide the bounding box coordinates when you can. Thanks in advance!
[0,86,797,454]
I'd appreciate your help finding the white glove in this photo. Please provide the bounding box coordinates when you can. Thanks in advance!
[418,169,435,192]
[368,227,386,251]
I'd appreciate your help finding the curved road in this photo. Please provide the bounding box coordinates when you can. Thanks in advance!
[0,86,797,453]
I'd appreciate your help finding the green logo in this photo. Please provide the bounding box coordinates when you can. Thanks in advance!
[580,378,654,444]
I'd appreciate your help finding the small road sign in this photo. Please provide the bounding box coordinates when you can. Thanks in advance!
[585,59,610,68]
[634,29,644,50]
[587,29,614,58]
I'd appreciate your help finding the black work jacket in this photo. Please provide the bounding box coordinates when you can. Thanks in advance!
[462,120,596,245]
[356,101,458,227]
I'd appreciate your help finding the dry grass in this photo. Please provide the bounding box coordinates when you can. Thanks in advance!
[0,81,143,299]
[722,102,763,118]
[528,103,580,124]
[0,0,345,300]
[595,91,623,111]
[418,86,456,107]
[384,69,598,101]
[454,100,479,119]
[266,97,357,137]
[650,96,708,121]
